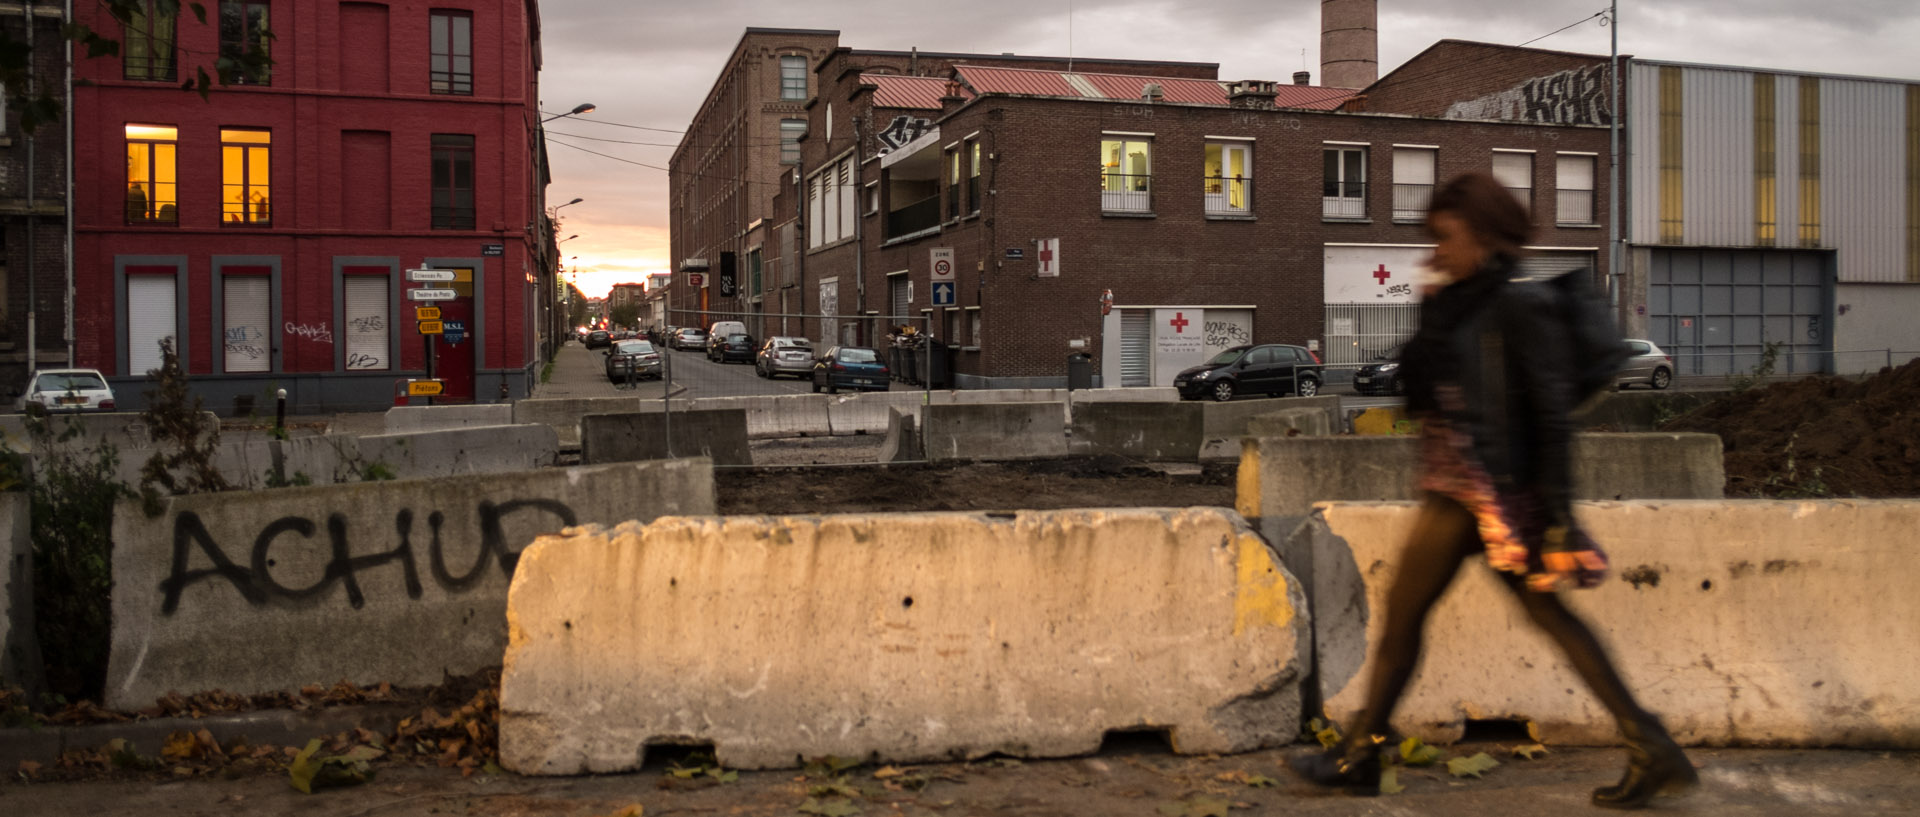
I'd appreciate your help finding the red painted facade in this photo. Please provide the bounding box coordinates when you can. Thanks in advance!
[72,0,546,410]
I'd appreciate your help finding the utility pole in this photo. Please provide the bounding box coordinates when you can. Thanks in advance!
[1607,0,1623,315]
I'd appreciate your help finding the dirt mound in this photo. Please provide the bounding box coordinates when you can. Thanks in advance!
[1662,359,1920,498]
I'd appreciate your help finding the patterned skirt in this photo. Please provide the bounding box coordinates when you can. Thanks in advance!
[1416,418,1609,592]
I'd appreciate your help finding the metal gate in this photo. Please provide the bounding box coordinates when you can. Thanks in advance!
[1322,303,1420,366]
[1120,309,1152,387]
[1648,248,1831,376]
[1518,250,1599,281]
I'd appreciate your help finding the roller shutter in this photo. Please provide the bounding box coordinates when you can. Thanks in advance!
[889,275,909,321]
[223,276,271,372]
[344,276,389,370]
[128,275,176,375]
[1120,309,1151,387]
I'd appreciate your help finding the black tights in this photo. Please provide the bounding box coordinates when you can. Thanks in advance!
[1352,494,1650,739]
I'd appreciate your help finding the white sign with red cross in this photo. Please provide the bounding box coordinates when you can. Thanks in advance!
[1322,245,1428,304]
[1153,308,1206,382]
[1036,238,1061,278]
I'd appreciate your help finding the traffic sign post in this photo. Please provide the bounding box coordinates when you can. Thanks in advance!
[931,281,956,306]
[407,268,456,282]
[408,288,456,301]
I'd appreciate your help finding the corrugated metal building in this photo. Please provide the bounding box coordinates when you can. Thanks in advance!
[1626,60,1919,375]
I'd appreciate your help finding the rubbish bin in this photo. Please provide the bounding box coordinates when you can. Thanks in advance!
[924,339,951,389]
[1067,352,1094,391]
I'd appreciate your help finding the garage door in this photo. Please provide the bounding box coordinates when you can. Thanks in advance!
[1518,250,1598,281]
[1120,309,1151,387]
[1647,249,1830,376]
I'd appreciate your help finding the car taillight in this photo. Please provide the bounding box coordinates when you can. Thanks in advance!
[1309,350,1323,364]
[832,363,847,371]
[100,399,115,410]
[1665,356,1673,364]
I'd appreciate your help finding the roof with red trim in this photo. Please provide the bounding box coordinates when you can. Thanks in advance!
[952,65,1354,110]
[862,74,963,110]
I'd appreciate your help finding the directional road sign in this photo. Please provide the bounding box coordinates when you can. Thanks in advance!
[408,288,456,301]
[418,320,444,335]
[415,306,442,321]
[407,380,445,397]
[931,281,956,307]
[407,268,456,282]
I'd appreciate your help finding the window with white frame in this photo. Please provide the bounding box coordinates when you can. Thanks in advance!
[808,154,857,248]
[1322,145,1367,218]
[946,146,961,220]
[1493,151,1534,212]
[222,274,270,372]
[344,275,390,370]
[1203,142,1251,215]
[968,141,982,214]
[1556,153,1597,225]
[780,55,807,100]
[1391,147,1436,220]
[1100,137,1152,212]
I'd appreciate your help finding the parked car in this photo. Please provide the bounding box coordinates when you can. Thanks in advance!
[708,332,757,363]
[707,320,748,341]
[756,336,815,379]
[1617,339,1674,390]
[811,346,890,393]
[584,329,612,349]
[671,327,707,351]
[1174,344,1323,402]
[604,339,663,382]
[1352,342,1407,396]
[16,368,116,413]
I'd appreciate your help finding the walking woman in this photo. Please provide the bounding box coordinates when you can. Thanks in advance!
[1290,173,1697,809]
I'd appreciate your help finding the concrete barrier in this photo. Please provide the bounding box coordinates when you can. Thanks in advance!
[1236,433,1725,563]
[384,404,514,433]
[1291,500,1920,748]
[105,459,715,709]
[580,409,751,466]
[1201,397,1342,460]
[698,394,831,439]
[1069,401,1203,460]
[1,491,40,693]
[358,424,560,480]
[1245,408,1334,439]
[1,411,218,456]
[498,508,1309,773]
[878,407,923,463]
[1075,387,1181,403]
[513,397,648,447]
[924,402,1068,461]
[826,391,924,436]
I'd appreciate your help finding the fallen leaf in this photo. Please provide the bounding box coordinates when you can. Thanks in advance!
[708,767,739,783]
[1213,770,1276,788]
[809,781,862,798]
[872,765,905,779]
[1511,743,1549,760]
[669,767,702,779]
[1379,766,1405,794]
[162,730,198,760]
[797,796,863,816]
[17,760,42,776]
[1446,752,1500,779]
[1314,726,1341,749]
[1398,737,1443,766]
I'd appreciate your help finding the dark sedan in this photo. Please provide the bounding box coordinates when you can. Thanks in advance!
[707,332,757,363]
[811,346,890,393]
[1353,342,1407,396]
[584,329,612,349]
[604,339,662,381]
[1174,344,1323,401]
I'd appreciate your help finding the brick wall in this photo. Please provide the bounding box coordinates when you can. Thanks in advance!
[1360,40,1615,127]
[0,7,72,393]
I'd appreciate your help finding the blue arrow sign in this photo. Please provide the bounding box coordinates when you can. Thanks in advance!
[931,281,956,306]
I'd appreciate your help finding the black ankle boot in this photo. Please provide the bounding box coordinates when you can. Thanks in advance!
[1592,716,1699,809]
[1288,733,1385,796]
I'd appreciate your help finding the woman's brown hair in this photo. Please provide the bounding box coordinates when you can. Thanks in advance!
[1427,172,1533,261]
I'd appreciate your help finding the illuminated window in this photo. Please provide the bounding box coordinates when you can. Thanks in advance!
[430,10,473,95]
[1099,138,1152,212]
[125,124,178,225]
[221,129,272,226]
[123,0,177,81]
[218,1,271,85]
[431,134,475,229]
[1204,142,1251,215]
[968,142,982,215]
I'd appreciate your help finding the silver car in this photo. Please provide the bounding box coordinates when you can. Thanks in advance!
[755,336,815,379]
[605,340,663,382]
[17,368,117,412]
[1617,339,1674,390]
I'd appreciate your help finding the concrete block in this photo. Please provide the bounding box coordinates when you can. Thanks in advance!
[699,394,831,439]
[359,424,560,480]
[1,491,42,694]
[924,402,1068,461]
[1201,396,1342,460]
[2,411,218,456]
[384,404,513,434]
[1073,387,1181,403]
[106,459,715,709]
[878,407,923,463]
[498,508,1309,773]
[1294,500,1920,748]
[1069,401,1203,460]
[581,409,751,466]
[826,392,924,436]
[514,397,647,447]
[1245,408,1334,439]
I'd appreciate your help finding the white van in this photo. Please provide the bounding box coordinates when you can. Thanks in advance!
[708,320,747,339]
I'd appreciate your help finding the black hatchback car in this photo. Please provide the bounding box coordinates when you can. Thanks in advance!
[1174,344,1323,401]
[707,332,757,363]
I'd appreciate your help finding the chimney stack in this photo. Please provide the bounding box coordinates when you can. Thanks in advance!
[1320,0,1377,89]
[1227,80,1279,109]
[1141,82,1165,102]
[1293,71,1311,85]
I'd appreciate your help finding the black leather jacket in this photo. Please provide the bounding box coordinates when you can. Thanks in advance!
[1402,257,1578,526]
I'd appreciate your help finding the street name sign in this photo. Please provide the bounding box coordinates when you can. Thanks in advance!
[408,288,456,301]
[415,306,442,321]
[407,380,445,397]
[418,320,445,335]
[407,268,456,282]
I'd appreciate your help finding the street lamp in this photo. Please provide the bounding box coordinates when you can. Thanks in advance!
[542,103,596,124]
[559,234,579,243]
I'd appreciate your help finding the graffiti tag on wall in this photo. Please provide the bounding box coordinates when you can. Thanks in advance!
[224,326,267,360]
[285,322,334,344]
[876,116,932,152]
[157,499,577,614]
[1204,320,1251,349]
[1444,65,1612,126]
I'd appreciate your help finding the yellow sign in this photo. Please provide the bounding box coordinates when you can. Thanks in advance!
[416,306,442,321]
[418,320,444,335]
[407,380,444,397]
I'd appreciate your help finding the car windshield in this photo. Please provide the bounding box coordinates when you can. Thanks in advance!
[37,372,107,391]
[727,334,750,342]
[775,338,810,348]
[1205,348,1247,366]
[615,341,653,354]
[838,348,880,363]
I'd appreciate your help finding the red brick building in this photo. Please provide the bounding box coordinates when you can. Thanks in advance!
[770,53,1614,388]
[0,5,70,398]
[72,0,550,410]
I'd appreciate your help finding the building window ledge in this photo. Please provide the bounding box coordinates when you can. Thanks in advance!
[1321,217,1373,225]
[1391,218,1425,226]
[1102,211,1157,219]
[1555,222,1603,229]
[882,225,943,246]
[961,346,981,352]
[1205,214,1256,222]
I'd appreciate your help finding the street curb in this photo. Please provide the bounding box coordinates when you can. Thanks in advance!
[0,703,413,769]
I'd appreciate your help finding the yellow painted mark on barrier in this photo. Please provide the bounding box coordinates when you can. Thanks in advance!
[1233,534,1294,637]
[1352,407,1409,436]
[1235,440,1261,519]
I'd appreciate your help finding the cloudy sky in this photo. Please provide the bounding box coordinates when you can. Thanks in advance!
[539,0,1919,298]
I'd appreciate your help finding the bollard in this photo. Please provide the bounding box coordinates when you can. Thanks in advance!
[274,388,287,434]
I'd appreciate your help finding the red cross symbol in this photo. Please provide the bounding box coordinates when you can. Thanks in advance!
[1373,264,1392,284]
[1169,312,1190,333]
[1038,242,1055,272]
